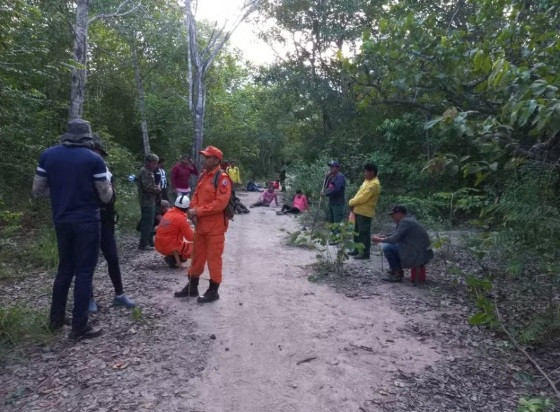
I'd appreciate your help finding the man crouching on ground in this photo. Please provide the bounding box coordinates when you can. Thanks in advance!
[372,205,434,282]
[155,195,194,268]
[174,146,231,303]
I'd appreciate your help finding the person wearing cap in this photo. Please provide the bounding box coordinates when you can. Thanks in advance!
[171,155,198,197]
[347,163,381,260]
[89,136,136,311]
[137,153,161,250]
[372,205,434,282]
[323,161,346,243]
[174,145,232,303]
[32,119,113,341]
[155,194,194,268]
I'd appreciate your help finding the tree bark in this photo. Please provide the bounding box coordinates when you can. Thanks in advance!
[130,37,151,156]
[184,0,260,167]
[69,0,90,120]
[69,0,141,121]
[185,0,203,166]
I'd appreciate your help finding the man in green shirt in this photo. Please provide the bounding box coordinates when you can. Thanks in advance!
[137,153,161,250]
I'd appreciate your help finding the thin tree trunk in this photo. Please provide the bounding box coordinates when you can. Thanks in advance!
[183,0,260,168]
[130,37,150,155]
[192,72,205,167]
[185,0,203,167]
[69,0,90,120]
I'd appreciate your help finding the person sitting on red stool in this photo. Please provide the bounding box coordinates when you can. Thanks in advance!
[372,205,434,282]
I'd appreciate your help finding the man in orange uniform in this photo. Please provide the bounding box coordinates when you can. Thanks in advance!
[155,195,194,268]
[174,146,231,303]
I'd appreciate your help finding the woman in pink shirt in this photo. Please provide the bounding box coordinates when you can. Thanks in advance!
[278,190,309,214]
[250,185,279,207]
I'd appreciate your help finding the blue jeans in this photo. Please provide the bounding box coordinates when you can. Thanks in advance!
[50,221,100,332]
[381,243,401,271]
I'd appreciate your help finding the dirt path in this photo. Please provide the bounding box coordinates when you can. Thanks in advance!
[162,192,441,411]
[0,191,528,411]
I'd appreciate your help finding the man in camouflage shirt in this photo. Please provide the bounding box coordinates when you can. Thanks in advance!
[137,153,161,250]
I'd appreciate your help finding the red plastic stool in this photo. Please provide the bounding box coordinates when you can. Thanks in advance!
[410,265,426,283]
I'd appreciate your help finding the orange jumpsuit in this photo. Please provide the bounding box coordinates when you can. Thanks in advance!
[154,208,194,260]
[188,166,231,284]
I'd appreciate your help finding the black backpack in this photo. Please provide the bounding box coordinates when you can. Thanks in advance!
[212,171,236,221]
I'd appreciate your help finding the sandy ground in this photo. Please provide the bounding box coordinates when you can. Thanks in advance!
[0,191,540,411]
[163,192,441,411]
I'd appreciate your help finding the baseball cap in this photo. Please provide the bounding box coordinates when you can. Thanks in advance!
[328,160,340,167]
[388,205,408,215]
[145,153,159,163]
[199,146,223,161]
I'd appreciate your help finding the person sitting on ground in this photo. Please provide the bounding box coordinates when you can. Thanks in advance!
[155,195,194,268]
[232,191,250,214]
[277,189,309,215]
[250,184,279,208]
[246,180,263,192]
[371,205,434,283]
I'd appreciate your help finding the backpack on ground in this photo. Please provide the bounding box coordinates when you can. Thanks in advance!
[212,172,236,221]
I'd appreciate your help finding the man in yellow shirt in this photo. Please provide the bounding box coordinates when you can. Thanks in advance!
[226,161,241,188]
[348,163,381,260]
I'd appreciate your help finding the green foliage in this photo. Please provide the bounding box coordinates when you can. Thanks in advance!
[0,200,23,237]
[517,397,555,412]
[466,276,497,328]
[0,305,51,360]
[309,222,363,277]
[31,225,58,270]
[114,183,141,231]
[286,230,315,249]
[130,306,143,322]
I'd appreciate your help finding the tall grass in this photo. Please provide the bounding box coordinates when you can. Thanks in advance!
[31,224,59,269]
[0,305,52,361]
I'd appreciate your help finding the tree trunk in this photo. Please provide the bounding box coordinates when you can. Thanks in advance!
[183,0,258,167]
[185,0,203,168]
[69,0,90,120]
[192,70,205,167]
[130,37,150,155]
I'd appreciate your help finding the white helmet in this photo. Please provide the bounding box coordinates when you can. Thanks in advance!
[175,194,190,209]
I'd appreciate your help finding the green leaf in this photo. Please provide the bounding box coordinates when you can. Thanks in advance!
[469,312,490,325]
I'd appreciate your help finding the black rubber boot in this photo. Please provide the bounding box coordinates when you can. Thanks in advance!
[174,276,199,297]
[164,255,177,268]
[197,281,220,303]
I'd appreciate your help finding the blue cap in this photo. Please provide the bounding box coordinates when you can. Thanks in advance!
[328,160,340,167]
